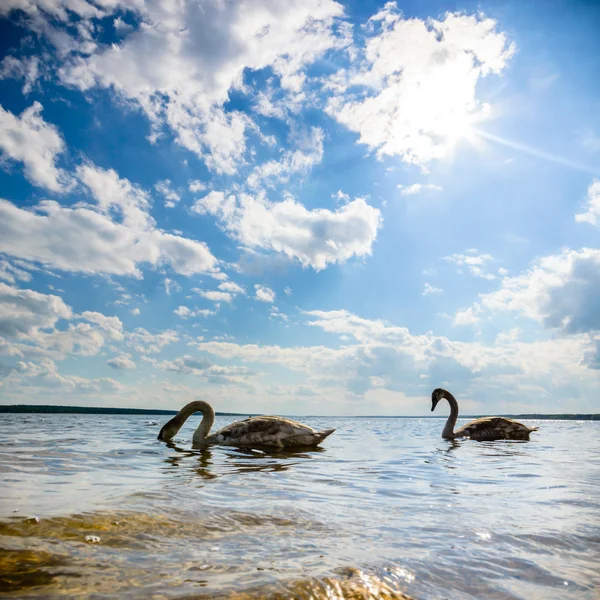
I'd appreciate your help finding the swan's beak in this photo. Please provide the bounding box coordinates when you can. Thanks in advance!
[431,398,438,412]
[157,418,178,441]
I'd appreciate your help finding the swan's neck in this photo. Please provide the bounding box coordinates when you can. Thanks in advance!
[190,401,215,445]
[158,401,215,444]
[442,392,459,440]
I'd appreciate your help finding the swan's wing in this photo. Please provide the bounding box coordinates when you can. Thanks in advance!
[281,427,335,448]
[206,416,321,447]
[456,417,535,440]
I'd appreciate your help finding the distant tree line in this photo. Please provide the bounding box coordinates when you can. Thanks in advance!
[0,405,597,419]
[0,405,250,416]
[506,413,599,420]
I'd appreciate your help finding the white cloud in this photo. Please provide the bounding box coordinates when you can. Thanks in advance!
[444,250,496,279]
[0,102,70,192]
[154,179,181,208]
[57,0,346,173]
[77,163,151,229]
[0,55,40,94]
[209,272,228,282]
[163,278,180,296]
[303,309,418,346]
[480,247,600,335]
[126,328,178,354]
[0,198,219,278]
[495,328,521,344]
[399,183,443,196]
[247,127,324,189]
[269,306,288,321]
[192,339,350,376]
[0,284,126,361]
[173,306,192,319]
[188,179,206,193]
[0,0,110,22]
[34,323,108,358]
[284,286,292,296]
[78,311,123,340]
[306,310,595,390]
[454,306,482,326]
[0,260,33,285]
[130,307,140,316]
[7,296,583,413]
[451,247,600,337]
[0,164,222,279]
[193,289,232,303]
[332,190,351,204]
[255,285,275,303]
[253,89,288,120]
[191,307,596,410]
[3,358,123,397]
[156,354,213,374]
[151,354,253,385]
[168,108,249,175]
[192,191,381,271]
[113,17,133,36]
[423,283,443,296]
[217,281,245,295]
[0,282,71,339]
[173,305,216,319]
[107,354,136,370]
[326,7,514,167]
[575,179,600,226]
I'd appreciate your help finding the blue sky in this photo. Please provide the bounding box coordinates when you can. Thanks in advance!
[0,0,599,415]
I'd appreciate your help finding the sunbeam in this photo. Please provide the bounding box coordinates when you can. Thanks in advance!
[473,129,599,175]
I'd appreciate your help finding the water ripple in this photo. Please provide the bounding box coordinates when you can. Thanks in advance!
[0,414,599,599]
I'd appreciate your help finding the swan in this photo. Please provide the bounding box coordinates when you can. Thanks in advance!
[157,401,335,449]
[431,388,539,441]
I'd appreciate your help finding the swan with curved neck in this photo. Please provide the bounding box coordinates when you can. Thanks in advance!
[431,388,538,441]
[158,401,335,449]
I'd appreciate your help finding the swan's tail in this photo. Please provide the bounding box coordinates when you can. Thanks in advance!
[317,428,336,443]
[529,426,539,432]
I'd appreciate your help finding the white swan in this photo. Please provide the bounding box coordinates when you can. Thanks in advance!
[431,388,538,441]
[157,401,335,449]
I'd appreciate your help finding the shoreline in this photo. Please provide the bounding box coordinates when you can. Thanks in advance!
[0,405,598,420]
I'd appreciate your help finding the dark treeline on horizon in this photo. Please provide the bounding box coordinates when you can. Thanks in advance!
[0,405,598,419]
[349,413,600,420]
[0,405,252,416]
[500,413,599,420]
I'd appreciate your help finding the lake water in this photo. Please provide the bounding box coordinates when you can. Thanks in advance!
[0,414,599,599]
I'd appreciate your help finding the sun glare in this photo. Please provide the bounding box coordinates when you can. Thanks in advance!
[437,106,485,156]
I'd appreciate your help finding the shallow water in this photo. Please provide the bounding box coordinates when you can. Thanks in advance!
[0,414,599,599]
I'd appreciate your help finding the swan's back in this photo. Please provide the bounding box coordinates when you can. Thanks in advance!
[204,416,335,448]
[455,416,538,441]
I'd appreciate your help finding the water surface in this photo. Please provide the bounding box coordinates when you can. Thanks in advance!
[1,414,599,599]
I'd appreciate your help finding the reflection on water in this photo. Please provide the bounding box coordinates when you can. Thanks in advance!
[163,444,218,480]
[163,442,325,480]
[0,549,71,592]
[189,567,415,599]
[1,414,599,599]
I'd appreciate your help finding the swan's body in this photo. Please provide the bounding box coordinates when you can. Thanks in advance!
[158,401,335,449]
[431,388,538,441]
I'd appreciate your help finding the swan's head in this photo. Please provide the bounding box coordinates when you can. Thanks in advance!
[157,417,179,441]
[431,388,446,412]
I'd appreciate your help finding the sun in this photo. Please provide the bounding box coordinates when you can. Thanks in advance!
[442,105,487,149]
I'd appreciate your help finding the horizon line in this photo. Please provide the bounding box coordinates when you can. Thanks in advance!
[0,405,598,419]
